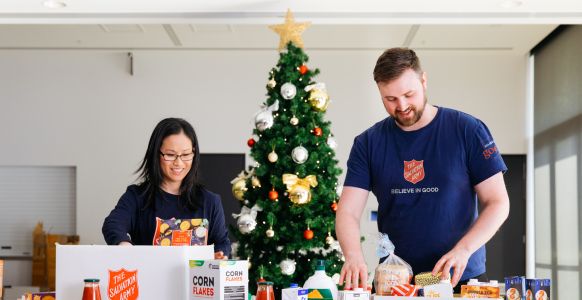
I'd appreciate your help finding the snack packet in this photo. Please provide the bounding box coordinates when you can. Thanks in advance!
[152,217,209,246]
[373,233,413,296]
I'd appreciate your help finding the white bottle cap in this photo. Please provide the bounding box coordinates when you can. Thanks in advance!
[489,280,499,286]
[468,279,479,285]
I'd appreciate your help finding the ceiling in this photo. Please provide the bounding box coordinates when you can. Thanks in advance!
[0,24,558,54]
[0,0,581,24]
[0,0,567,53]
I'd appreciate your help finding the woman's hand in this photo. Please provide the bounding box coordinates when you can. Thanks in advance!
[118,241,133,246]
[214,251,228,259]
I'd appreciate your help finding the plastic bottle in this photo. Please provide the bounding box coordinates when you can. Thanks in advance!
[303,260,338,300]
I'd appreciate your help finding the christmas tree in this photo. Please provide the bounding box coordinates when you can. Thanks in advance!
[230,10,344,297]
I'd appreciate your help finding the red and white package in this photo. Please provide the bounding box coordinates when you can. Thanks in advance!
[390,284,418,297]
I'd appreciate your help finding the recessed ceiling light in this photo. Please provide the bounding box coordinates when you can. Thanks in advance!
[500,0,523,8]
[42,0,67,8]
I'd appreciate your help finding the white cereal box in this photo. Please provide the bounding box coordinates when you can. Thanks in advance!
[189,260,248,300]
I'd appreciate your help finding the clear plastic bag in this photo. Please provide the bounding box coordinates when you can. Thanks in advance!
[374,233,413,296]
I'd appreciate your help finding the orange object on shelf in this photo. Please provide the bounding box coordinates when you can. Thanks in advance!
[256,281,275,300]
[82,279,102,300]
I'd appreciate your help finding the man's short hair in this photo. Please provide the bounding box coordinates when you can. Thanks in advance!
[373,47,423,83]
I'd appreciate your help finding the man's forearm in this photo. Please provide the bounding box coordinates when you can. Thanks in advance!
[336,211,364,259]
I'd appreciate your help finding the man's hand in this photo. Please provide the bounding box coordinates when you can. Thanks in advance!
[432,247,471,287]
[214,251,228,259]
[339,255,368,290]
[118,241,132,246]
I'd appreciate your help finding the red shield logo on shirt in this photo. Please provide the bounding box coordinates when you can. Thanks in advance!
[403,160,425,184]
[108,268,139,300]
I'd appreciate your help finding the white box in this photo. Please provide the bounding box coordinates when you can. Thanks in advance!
[56,245,213,300]
[373,295,478,300]
[189,260,248,300]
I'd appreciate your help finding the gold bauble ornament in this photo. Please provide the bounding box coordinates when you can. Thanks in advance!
[282,174,318,204]
[251,176,261,188]
[326,235,335,245]
[267,78,276,88]
[308,89,330,112]
[232,178,247,201]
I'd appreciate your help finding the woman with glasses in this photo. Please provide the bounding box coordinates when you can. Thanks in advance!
[102,118,231,259]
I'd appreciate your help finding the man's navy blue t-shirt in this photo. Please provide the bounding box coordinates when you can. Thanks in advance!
[102,184,231,256]
[344,107,506,280]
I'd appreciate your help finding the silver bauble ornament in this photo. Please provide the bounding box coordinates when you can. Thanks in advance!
[279,259,296,276]
[237,214,257,234]
[326,136,337,150]
[255,110,274,132]
[290,116,299,125]
[268,151,278,163]
[266,227,275,238]
[291,146,309,164]
[280,83,297,100]
[267,78,276,88]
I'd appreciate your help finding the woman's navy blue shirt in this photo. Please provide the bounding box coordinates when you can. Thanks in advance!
[102,184,231,256]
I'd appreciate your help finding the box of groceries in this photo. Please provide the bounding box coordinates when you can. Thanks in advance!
[189,260,248,300]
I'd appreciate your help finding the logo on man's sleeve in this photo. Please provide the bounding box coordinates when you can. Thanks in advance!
[482,145,498,159]
[403,160,425,184]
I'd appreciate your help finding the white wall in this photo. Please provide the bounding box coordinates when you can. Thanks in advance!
[0,49,527,272]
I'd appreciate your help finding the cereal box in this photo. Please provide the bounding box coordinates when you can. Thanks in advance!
[189,260,248,300]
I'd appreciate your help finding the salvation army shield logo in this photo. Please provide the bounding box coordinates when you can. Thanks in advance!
[108,268,139,300]
[403,160,425,184]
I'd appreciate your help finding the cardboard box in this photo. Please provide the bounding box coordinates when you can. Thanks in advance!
[57,245,213,300]
[189,260,248,300]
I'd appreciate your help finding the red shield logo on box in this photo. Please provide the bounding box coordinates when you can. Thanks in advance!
[108,268,139,300]
[404,160,425,184]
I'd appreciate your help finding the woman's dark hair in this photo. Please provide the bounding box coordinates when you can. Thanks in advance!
[373,47,423,83]
[136,118,202,211]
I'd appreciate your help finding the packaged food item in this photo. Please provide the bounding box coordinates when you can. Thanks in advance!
[189,260,248,300]
[460,279,500,298]
[525,278,550,300]
[338,288,370,300]
[505,276,525,300]
[152,217,208,246]
[390,284,418,297]
[256,281,275,300]
[414,272,446,287]
[422,280,453,299]
[282,283,308,300]
[373,233,413,296]
[82,278,102,300]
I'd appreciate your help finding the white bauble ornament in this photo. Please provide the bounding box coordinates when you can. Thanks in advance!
[268,151,278,163]
[326,136,337,150]
[291,146,309,164]
[267,78,276,88]
[266,227,275,238]
[280,83,297,100]
[279,259,296,276]
[290,116,299,125]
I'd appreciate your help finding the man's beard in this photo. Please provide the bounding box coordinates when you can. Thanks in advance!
[393,96,428,127]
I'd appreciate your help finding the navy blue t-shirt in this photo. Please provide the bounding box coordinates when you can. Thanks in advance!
[102,184,231,256]
[344,107,506,280]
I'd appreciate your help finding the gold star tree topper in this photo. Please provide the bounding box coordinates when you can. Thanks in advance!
[269,9,311,51]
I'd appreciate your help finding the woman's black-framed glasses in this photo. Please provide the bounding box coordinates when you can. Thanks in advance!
[159,152,195,162]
